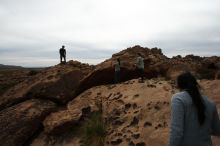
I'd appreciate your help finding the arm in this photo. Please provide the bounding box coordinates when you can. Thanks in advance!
[168,96,184,146]
[111,61,114,68]
[211,104,220,135]
[136,57,139,65]
[136,58,140,68]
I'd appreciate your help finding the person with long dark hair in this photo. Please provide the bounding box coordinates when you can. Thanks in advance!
[169,72,220,146]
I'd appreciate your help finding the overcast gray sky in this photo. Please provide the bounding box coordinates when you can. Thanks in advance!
[1,0,220,67]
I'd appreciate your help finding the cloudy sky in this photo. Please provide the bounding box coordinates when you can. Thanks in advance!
[0,0,220,67]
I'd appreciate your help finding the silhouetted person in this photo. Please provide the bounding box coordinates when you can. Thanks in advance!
[136,53,144,82]
[59,45,66,63]
[114,58,121,83]
[168,72,220,146]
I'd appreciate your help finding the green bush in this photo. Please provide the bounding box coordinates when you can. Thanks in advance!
[81,112,106,146]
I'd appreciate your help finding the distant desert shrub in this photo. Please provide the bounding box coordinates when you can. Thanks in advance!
[81,112,106,146]
[28,70,39,76]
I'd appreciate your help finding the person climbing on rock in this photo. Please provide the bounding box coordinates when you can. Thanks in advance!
[114,58,121,83]
[168,72,220,146]
[136,53,145,82]
[59,45,66,64]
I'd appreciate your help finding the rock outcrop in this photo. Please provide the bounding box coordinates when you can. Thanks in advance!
[29,79,220,146]
[77,46,220,95]
[1,45,220,146]
[0,61,93,110]
[77,46,168,95]
[0,69,30,95]
[43,90,100,134]
[0,99,56,146]
[167,55,220,80]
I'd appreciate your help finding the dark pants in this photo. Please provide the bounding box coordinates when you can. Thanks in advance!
[60,55,66,63]
[114,71,120,83]
[137,68,144,80]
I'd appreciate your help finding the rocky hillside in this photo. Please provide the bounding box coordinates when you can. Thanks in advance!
[0,67,46,95]
[0,69,30,95]
[0,64,24,69]
[29,79,220,146]
[0,60,93,110]
[0,46,220,146]
[77,45,220,95]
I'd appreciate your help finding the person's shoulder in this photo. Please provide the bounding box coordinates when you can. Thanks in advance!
[172,91,187,98]
[171,91,188,102]
[202,95,216,108]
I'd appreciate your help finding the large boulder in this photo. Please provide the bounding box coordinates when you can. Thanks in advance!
[215,71,220,79]
[76,46,168,95]
[166,55,220,80]
[32,79,173,146]
[0,69,30,95]
[29,79,220,146]
[0,99,56,146]
[77,46,220,95]
[43,88,100,134]
[0,60,93,110]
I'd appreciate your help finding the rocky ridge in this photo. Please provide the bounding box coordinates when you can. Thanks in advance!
[30,79,220,146]
[0,46,220,146]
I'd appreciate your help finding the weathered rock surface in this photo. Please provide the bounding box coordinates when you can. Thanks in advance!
[0,99,56,146]
[215,71,220,79]
[77,46,220,95]
[0,69,30,95]
[0,60,92,110]
[31,79,220,146]
[77,46,168,94]
[30,132,82,146]
[1,46,220,146]
[43,90,99,134]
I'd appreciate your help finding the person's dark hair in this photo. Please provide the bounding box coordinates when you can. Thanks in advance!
[177,72,206,125]
[62,45,65,48]
[117,58,121,65]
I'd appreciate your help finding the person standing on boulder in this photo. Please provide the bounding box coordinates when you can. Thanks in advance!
[136,53,145,82]
[114,58,121,83]
[168,72,220,146]
[59,45,66,64]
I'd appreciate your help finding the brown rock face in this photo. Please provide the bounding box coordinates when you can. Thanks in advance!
[0,69,30,95]
[152,54,220,80]
[30,79,220,146]
[43,89,100,134]
[77,46,168,95]
[30,79,172,146]
[25,69,83,104]
[77,46,220,95]
[0,60,92,110]
[215,71,220,79]
[0,99,56,146]
[1,46,220,146]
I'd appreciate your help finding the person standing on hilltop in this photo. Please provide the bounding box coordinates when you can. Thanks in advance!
[136,53,145,82]
[168,72,220,146]
[114,58,121,83]
[59,45,66,64]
